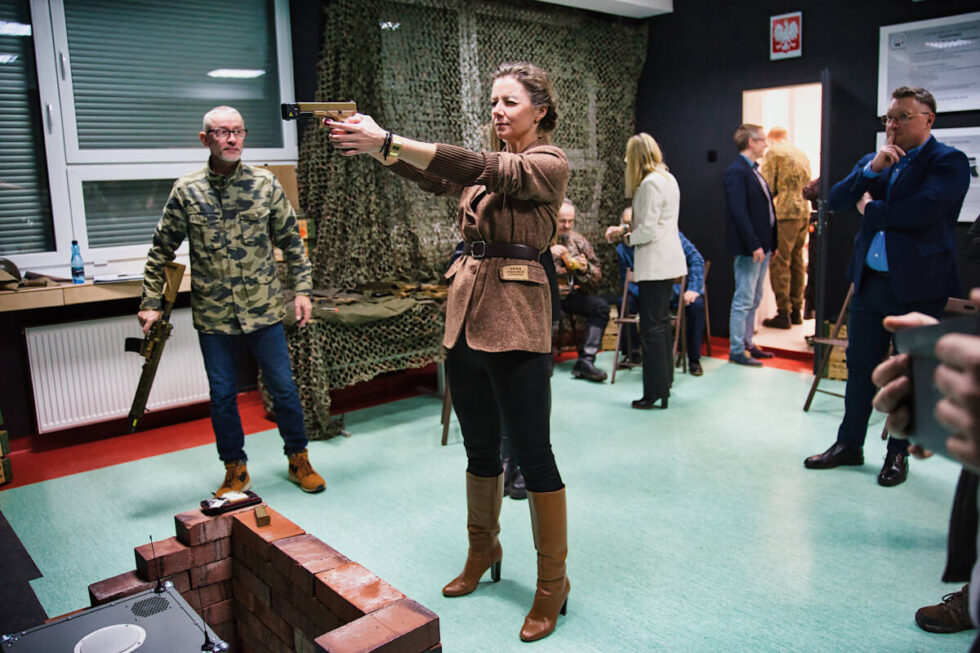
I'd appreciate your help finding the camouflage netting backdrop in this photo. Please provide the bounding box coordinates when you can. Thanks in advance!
[284,0,647,438]
[299,0,648,292]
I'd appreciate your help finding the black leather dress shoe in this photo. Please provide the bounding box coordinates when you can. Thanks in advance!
[804,442,864,469]
[878,450,909,487]
[689,360,703,376]
[747,345,774,359]
[632,396,668,410]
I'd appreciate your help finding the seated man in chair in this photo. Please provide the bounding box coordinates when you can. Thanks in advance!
[551,199,610,382]
[608,209,707,376]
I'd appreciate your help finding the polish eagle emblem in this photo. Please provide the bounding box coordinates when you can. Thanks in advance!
[773,19,800,52]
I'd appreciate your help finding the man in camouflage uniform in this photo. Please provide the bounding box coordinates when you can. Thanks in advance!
[550,199,610,382]
[761,126,812,328]
[138,106,325,497]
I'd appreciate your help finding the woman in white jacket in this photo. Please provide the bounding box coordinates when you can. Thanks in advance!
[624,133,687,409]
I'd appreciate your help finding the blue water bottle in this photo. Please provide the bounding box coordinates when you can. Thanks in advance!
[70,240,85,284]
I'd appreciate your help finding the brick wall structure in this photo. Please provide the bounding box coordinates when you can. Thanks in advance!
[87,502,441,652]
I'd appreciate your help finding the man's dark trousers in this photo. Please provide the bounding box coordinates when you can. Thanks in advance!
[836,272,945,453]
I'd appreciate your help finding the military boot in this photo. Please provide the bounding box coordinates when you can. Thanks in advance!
[571,324,607,382]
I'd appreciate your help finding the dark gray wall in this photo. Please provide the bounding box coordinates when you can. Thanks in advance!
[636,0,980,335]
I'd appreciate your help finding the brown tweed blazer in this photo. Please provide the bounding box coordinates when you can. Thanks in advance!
[392,139,568,353]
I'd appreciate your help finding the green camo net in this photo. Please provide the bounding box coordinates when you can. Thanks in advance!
[286,0,647,437]
[299,0,648,292]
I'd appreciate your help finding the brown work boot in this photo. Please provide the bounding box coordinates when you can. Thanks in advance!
[520,487,570,642]
[287,449,326,493]
[443,472,504,597]
[915,585,974,633]
[216,460,250,498]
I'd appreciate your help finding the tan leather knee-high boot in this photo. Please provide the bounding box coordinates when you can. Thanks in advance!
[520,487,570,642]
[442,472,504,597]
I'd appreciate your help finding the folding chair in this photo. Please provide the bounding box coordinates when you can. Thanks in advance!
[803,284,853,411]
[610,269,640,384]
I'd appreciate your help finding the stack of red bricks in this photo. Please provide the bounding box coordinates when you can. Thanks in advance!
[88,502,441,652]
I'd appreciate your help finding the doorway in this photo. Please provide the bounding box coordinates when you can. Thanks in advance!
[742,82,822,353]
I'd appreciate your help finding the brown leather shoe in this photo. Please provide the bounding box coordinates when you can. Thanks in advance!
[520,488,570,642]
[443,472,504,597]
[915,585,974,633]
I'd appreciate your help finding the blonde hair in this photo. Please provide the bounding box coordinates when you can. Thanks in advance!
[624,133,668,198]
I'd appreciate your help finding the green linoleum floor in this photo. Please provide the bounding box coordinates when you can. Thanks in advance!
[0,352,974,652]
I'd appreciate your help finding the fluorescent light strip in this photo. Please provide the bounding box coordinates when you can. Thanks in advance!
[0,21,31,36]
[207,69,266,79]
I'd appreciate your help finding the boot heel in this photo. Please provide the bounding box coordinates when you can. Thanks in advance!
[560,598,567,615]
[490,560,501,582]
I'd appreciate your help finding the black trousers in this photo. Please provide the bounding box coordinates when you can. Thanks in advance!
[638,279,674,400]
[943,469,979,583]
[561,290,610,330]
[446,336,563,493]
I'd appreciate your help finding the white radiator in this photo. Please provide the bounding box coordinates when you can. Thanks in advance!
[25,308,210,433]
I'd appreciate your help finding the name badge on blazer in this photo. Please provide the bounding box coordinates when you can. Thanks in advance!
[500,265,530,281]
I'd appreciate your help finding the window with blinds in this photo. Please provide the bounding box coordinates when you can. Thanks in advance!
[63,0,282,152]
[0,0,54,255]
[2,0,295,272]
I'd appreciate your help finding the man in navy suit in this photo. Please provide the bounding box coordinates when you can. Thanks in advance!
[725,124,778,366]
[804,86,970,486]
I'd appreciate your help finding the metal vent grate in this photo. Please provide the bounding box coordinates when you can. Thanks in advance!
[131,595,170,618]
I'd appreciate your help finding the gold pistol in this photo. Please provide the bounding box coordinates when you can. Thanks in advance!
[281,102,357,121]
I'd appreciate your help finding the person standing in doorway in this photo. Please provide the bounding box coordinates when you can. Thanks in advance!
[724,124,777,366]
[761,126,811,329]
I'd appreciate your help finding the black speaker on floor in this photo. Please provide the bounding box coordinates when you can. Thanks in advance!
[1,584,227,651]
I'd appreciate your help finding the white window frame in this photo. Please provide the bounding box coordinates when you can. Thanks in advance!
[10,0,298,277]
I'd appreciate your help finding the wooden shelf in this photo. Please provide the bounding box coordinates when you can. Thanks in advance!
[0,275,190,313]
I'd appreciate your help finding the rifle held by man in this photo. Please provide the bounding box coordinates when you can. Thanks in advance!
[125,261,185,432]
[281,102,357,121]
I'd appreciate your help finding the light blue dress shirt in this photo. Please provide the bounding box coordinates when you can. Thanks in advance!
[860,141,925,271]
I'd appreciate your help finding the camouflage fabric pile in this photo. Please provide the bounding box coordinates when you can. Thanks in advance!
[299,0,648,295]
[262,296,444,439]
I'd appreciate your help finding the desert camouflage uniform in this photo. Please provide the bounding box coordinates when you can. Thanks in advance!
[761,142,811,315]
[140,162,312,334]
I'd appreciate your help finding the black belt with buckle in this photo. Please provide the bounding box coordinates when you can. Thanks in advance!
[463,240,538,261]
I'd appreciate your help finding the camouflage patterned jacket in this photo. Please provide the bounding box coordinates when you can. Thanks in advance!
[761,142,812,222]
[140,161,312,334]
[553,230,602,296]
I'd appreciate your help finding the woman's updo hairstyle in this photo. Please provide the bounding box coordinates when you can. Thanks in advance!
[490,62,558,147]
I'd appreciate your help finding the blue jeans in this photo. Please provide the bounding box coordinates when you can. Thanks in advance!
[198,322,308,463]
[729,253,770,356]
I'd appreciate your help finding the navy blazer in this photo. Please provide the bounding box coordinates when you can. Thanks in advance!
[829,135,969,303]
[724,156,778,256]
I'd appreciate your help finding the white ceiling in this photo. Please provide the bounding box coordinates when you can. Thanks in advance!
[533,0,673,19]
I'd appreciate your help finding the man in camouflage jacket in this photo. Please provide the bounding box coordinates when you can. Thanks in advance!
[550,199,610,382]
[760,127,812,328]
[138,106,325,497]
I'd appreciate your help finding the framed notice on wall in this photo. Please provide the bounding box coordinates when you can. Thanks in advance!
[875,127,980,223]
[770,12,802,60]
[878,11,980,115]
